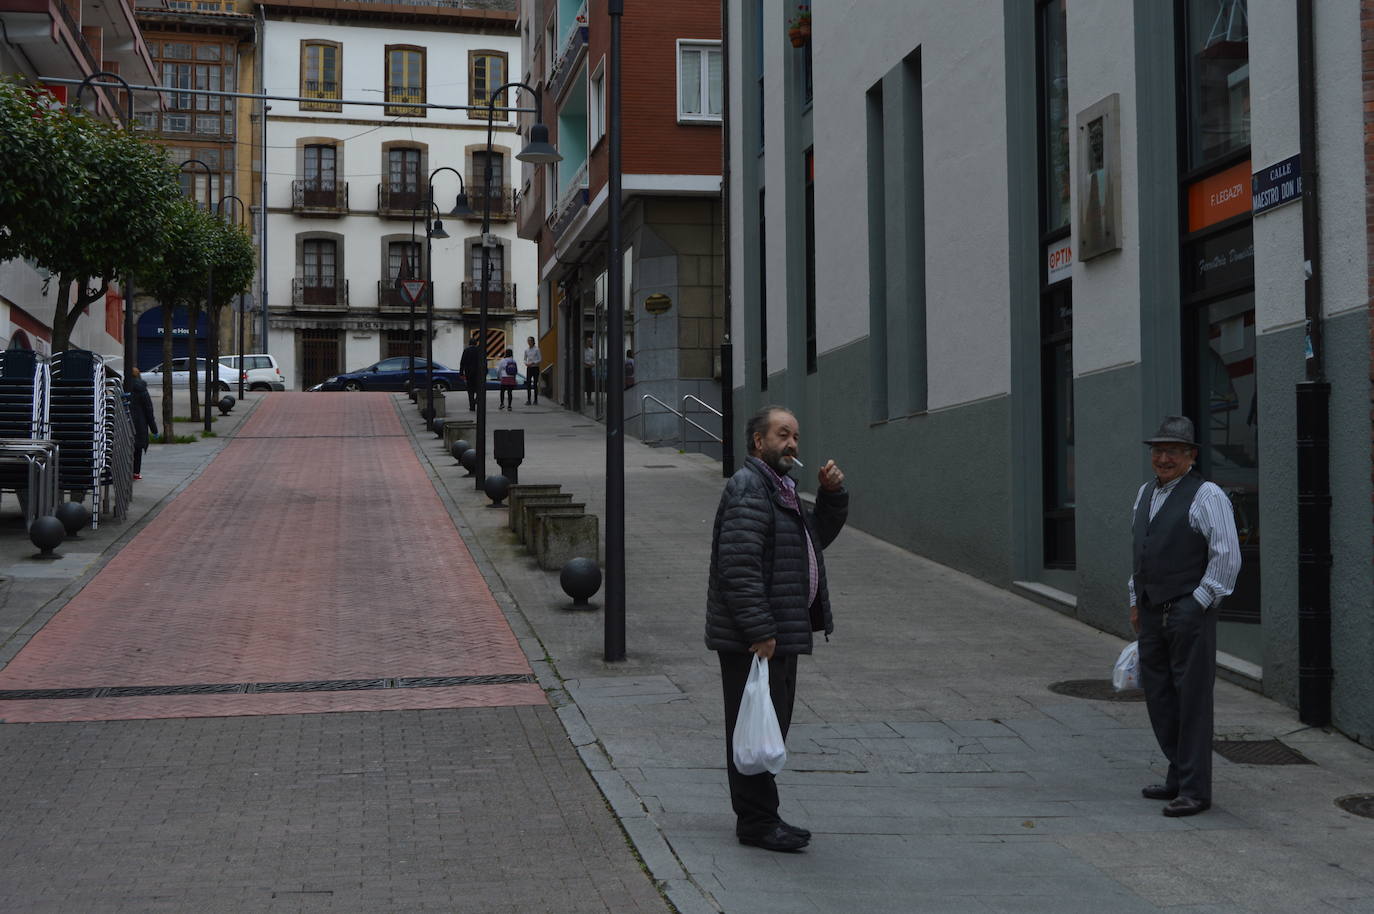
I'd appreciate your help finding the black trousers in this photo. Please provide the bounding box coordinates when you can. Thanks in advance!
[718,651,798,837]
[1138,595,1216,801]
[526,365,540,403]
[466,384,479,410]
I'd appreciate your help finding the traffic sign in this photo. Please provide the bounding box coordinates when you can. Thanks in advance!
[399,279,427,303]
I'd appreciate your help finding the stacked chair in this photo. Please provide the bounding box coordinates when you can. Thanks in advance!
[0,350,57,527]
[49,350,132,529]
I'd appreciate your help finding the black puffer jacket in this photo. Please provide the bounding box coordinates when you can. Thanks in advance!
[704,456,849,655]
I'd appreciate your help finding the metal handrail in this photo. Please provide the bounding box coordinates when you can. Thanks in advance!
[680,395,723,446]
[640,394,681,443]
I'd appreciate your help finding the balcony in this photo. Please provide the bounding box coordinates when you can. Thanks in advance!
[385,86,425,117]
[376,279,421,312]
[464,184,516,221]
[301,80,341,112]
[291,180,348,216]
[376,183,425,219]
[546,161,589,240]
[459,281,516,313]
[547,1,588,103]
[292,278,349,312]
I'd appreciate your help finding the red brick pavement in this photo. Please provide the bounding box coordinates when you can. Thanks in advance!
[0,394,543,723]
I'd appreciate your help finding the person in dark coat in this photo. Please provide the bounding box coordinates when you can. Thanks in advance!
[705,405,848,852]
[459,332,486,411]
[125,367,158,480]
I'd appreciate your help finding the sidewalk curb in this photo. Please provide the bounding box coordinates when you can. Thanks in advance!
[395,396,718,914]
[0,396,264,673]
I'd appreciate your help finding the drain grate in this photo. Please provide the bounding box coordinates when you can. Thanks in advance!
[0,673,536,701]
[1335,794,1374,819]
[1047,679,1146,702]
[1212,739,1314,765]
[643,465,677,469]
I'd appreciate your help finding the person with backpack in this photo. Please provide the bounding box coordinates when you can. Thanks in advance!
[497,348,519,411]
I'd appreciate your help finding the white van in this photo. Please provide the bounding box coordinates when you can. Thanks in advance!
[221,354,286,391]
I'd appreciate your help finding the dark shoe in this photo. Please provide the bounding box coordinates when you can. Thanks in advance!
[1162,797,1211,817]
[780,821,811,840]
[1141,784,1178,801]
[738,825,808,852]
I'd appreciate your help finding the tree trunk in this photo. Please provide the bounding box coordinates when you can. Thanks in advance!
[187,305,200,423]
[161,303,175,443]
[52,278,72,354]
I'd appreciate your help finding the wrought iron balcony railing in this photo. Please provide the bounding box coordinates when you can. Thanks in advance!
[377,279,425,312]
[463,183,516,220]
[291,179,348,214]
[459,281,516,312]
[301,80,342,111]
[292,277,349,311]
[385,86,425,117]
[376,183,425,218]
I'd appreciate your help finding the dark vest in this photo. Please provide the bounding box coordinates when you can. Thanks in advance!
[1132,469,1209,606]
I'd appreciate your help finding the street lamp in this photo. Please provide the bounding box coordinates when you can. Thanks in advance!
[73,72,137,376]
[604,0,626,661]
[180,158,214,433]
[217,194,248,399]
[475,81,560,490]
[423,167,474,419]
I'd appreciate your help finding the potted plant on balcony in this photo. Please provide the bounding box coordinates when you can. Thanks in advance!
[788,5,811,47]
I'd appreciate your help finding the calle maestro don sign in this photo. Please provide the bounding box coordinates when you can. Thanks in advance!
[1252,154,1301,217]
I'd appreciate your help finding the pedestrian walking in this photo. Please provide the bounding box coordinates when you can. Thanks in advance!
[523,336,541,404]
[497,348,518,411]
[460,332,485,411]
[1129,415,1240,818]
[125,367,157,480]
[582,335,596,404]
[705,405,848,852]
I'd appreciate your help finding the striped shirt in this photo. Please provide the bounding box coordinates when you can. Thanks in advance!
[759,460,819,609]
[1126,474,1242,609]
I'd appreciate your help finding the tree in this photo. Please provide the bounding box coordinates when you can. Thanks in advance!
[0,77,181,351]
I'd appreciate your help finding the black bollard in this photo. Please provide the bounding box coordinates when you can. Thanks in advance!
[483,474,510,507]
[560,557,602,609]
[493,428,525,485]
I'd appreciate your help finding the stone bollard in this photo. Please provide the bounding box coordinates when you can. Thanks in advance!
[525,501,586,548]
[535,513,599,571]
[516,494,575,543]
[443,418,477,451]
[506,484,563,532]
[427,391,446,418]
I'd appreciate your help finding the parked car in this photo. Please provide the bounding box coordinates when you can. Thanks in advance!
[316,357,462,392]
[221,354,286,391]
[144,358,241,392]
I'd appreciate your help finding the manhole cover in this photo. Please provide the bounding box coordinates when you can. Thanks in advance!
[1212,739,1313,765]
[1047,679,1145,702]
[1335,794,1374,819]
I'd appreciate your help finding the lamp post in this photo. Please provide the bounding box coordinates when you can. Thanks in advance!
[423,167,473,420]
[476,81,560,490]
[217,194,248,400]
[604,0,626,660]
[180,158,214,433]
[405,200,440,394]
[73,72,137,375]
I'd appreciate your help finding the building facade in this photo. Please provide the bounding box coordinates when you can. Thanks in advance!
[257,0,534,390]
[134,0,259,368]
[728,0,1374,743]
[516,0,722,447]
[0,0,158,356]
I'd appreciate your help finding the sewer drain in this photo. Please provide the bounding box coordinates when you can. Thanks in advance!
[643,465,677,469]
[1335,794,1374,819]
[1047,679,1145,702]
[1211,739,1314,765]
[0,673,536,701]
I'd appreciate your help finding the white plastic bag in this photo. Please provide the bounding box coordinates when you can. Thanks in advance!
[732,655,788,775]
[1113,641,1140,691]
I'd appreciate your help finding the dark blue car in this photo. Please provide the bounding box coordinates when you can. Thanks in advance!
[317,357,462,392]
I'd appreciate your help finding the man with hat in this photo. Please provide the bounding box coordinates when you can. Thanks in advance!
[1129,415,1241,817]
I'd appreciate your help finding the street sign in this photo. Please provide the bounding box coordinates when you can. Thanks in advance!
[399,279,427,304]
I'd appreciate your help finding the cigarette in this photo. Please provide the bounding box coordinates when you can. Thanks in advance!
[789,455,805,468]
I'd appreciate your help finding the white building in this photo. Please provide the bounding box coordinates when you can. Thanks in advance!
[257,0,534,389]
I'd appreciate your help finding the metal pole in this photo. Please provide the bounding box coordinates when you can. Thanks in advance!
[238,292,246,399]
[408,206,419,393]
[477,102,496,489]
[425,194,435,420]
[218,195,248,400]
[604,0,626,662]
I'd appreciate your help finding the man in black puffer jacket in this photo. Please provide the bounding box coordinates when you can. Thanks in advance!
[706,405,848,852]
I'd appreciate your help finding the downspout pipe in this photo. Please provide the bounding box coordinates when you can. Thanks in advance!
[1295,0,1332,726]
[719,0,734,477]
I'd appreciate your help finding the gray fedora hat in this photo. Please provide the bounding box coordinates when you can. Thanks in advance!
[1143,415,1199,448]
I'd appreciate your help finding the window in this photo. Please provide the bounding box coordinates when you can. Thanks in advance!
[589,64,606,143]
[678,41,722,122]
[302,239,337,288]
[1039,0,1070,232]
[386,46,425,117]
[303,144,336,189]
[470,242,505,290]
[388,240,421,280]
[472,150,505,207]
[301,41,342,112]
[1183,0,1249,170]
[470,51,509,116]
[388,147,421,192]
